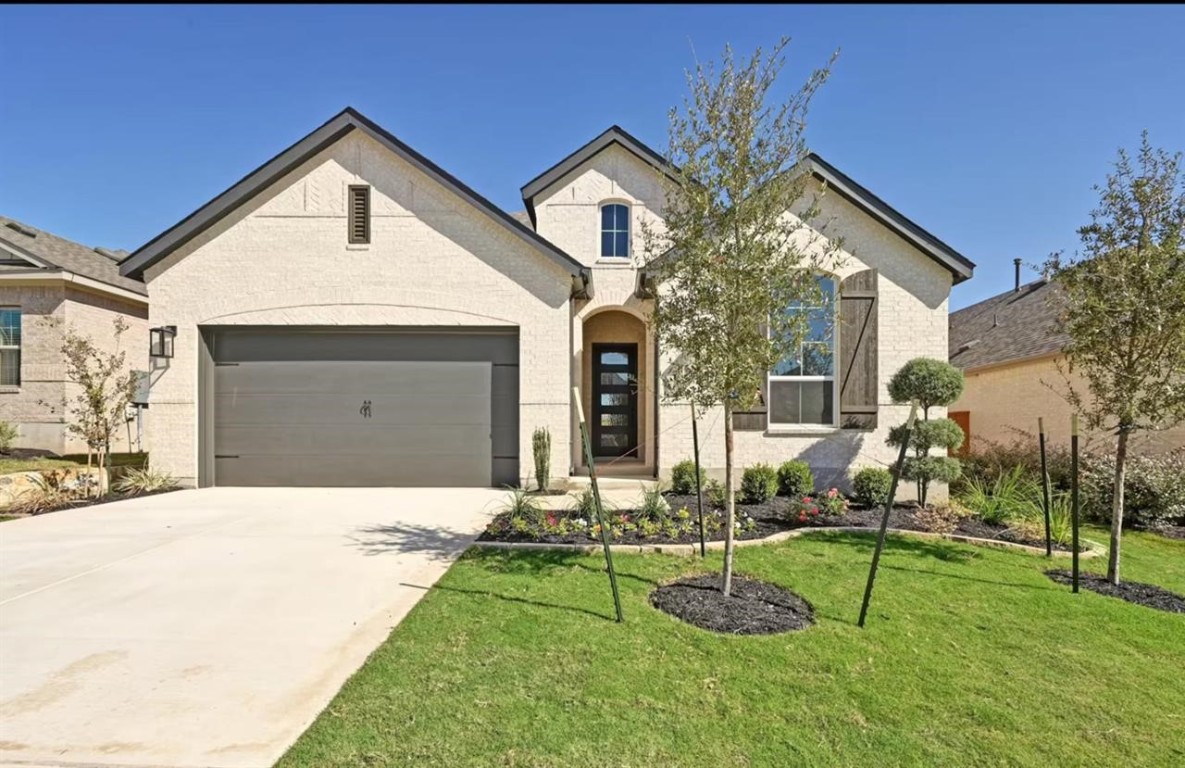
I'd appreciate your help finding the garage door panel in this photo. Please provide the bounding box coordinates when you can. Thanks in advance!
[216,424,491,456]
[214,393,491,427]
[215,361,494,397]
[214,453,492,487]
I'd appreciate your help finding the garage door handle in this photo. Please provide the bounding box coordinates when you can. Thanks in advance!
[215,455,240,459]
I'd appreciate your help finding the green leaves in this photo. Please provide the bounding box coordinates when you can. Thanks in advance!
[887,357,965,413]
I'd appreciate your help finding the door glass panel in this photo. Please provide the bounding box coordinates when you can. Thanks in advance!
[600,372,630,386]
[601,393,628,406]
[601,413,629,427]
[600,351,629,366]
[600,433,629,447]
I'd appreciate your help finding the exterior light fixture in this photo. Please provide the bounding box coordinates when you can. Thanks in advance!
[149,325,176,359]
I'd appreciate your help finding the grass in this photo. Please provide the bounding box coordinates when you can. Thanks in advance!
[279,528,1185,767]
[0,452,148,475]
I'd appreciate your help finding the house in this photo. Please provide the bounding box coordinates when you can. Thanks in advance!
[119,107,974,490]
[948,265,1185,455]
[0,217,149,454]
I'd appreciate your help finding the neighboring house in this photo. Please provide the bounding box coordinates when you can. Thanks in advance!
[0,217,150,454]
[119,107,974,490]
[948,269,1185,455]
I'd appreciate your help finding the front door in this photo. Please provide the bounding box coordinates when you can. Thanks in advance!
[591,343,638,458]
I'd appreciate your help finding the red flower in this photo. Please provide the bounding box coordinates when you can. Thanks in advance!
[802,496,812,503]
[546,513,558,527]
[810,508,819,516]
[798,513,808,523]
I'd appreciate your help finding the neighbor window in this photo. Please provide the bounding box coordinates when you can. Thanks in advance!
[768,276,836,426]
[600,203,629,258]
[348,185,371,244]
[0,308,20,387]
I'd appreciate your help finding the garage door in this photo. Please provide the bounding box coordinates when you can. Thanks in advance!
[206,328,518,487]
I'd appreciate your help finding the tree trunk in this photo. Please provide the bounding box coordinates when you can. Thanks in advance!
[722,400,735,597]
[1107,428,1129,585]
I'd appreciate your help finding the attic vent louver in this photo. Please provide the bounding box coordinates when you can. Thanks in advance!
[5,222,36,237]
[348,185,370,244]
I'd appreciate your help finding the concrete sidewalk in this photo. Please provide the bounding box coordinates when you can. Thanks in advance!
[0,487,502,768]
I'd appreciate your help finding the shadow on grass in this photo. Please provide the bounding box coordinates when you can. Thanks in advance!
[881,564,1057,592]
[399,581,617,621]
[459,547,661,586]
[807,530,983,563]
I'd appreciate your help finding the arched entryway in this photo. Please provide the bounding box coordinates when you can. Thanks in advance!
[579,309,654,475]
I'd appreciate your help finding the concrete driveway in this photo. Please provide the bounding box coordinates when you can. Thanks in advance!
[0,487,504,768]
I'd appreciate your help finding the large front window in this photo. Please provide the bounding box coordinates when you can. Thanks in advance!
[769,276,835,426]
[0,308,21,387]
[600,203,630,258]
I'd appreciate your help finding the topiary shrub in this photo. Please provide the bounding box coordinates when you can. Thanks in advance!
[852,466,893,507]
[741,463,778,504]
[670,459,703,496]
[776,460,814,497]
[887,357,966,506]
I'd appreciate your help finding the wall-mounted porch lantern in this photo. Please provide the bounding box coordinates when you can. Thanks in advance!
[149,325,176,359]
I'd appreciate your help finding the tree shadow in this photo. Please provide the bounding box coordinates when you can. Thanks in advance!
[460,547,660,587]
[806,530,983,564]
[347,522,483,562]
[399,581,616,621]
[881,564,1057,592]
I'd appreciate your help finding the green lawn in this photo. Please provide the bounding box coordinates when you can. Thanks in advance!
[279,528,1185,767]
[0,452,149,475]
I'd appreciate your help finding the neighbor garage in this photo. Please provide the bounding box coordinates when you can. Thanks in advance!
[201,327,518,487]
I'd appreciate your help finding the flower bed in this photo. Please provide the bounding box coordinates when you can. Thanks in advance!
[477,490,1084,552]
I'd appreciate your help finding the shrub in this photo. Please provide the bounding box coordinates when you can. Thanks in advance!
[957,465,1038,525]
[499,487,544,525]
[531,427,551,491]
[915,501,974,535]
[776,460,813,497]
[887,357,966,506]
[670,459,703,496]
[741,463,778,504]
[113,467,179,496]
[638,483,671,520]
[887,357,965,414]
[704,479,726,508]
[852,467,892,507]
[9,472,82,515]
[0,420,18,454]
[1081,450,1185,529]
[956,435,1077,495]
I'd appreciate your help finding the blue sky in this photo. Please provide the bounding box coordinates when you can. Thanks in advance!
[2,4,1182,309]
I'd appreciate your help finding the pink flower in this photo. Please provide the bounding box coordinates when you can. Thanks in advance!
[802,496,812,503]
[546,513,558,527]
[828,488,838,498]
[798,513,808,523]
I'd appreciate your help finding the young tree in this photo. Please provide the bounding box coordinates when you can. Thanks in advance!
[642,38,840,596]
[886,358,965,506]
[60,317,138,496]
[1043,133,1185,585]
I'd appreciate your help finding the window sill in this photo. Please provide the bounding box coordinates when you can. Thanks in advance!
[594,258,635,268]
[345,244,371,251]
[0,386,20,394]
[764,425,841,437]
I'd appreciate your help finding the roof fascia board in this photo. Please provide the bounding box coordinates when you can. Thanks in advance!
[120,108,585,285]
[0,270,149,305]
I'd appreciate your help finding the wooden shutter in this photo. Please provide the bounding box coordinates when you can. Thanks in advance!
[348,185,370,244]
[839,269,878,429]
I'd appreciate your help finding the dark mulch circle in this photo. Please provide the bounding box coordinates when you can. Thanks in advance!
[1046,569,1185,613]
[649,574,814,635]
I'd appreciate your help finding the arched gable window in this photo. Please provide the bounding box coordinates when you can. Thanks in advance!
[600,203,630,258]
[768,275,838,426]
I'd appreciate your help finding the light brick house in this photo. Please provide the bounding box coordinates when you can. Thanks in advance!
[119,107,974,490]
[0,217,150,454]
[949,274,1185,455]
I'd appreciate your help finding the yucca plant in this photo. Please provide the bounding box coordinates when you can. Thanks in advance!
[9,473,80,515]
[500,487,544,524]
[638,483,670,521]
[113,467,180,496]
[958,465,1038,525]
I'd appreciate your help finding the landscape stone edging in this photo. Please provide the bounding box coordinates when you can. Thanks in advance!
[0,466,108,507]
[472,526,1107,559]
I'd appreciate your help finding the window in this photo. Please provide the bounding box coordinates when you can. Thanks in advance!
[769,276,836,426]
[0,309,20,387]
[600,203,629,258]
[348,185,370,244]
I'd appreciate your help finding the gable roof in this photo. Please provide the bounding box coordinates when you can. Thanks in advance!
[120,107,588,291]
[949,277,1068,371]
[0,216,147,296]
[805,154,974,284]
[520,125,681,227]
[637,153,976,287]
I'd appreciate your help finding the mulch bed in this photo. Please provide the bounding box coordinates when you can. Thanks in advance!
[649,574,814,635]
[1046,570,1185,613]
[478,492,1079,552]
[2,487,182,518]
[1153,525,1185,541]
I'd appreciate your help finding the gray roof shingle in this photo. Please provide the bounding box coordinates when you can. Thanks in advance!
[949,278,1068,370]
[0,216,146,296]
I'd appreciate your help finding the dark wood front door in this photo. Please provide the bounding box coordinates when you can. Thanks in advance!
[591,343,638,458]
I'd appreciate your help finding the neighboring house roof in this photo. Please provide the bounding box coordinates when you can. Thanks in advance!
[509,210,533,229]
[119,107,589,293]
[0,216,147,296]
[949,278,1068,371]
[805,154,975,285]
[519,125,681,227]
